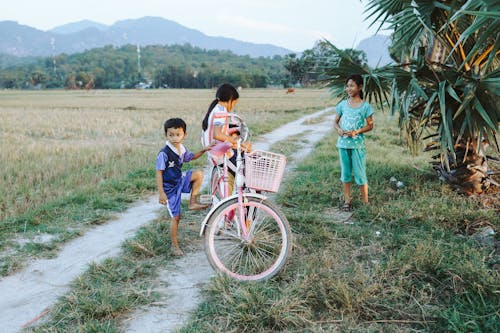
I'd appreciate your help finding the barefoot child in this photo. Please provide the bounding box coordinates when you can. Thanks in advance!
[156,118,209,256]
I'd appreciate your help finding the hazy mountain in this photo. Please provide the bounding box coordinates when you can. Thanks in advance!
[49,20,108,34]
[356,34,393,68]
[0,21,50,57]
[0,17,292,58]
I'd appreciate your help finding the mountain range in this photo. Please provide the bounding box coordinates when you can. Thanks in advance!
[0,16,392,65]
[0,17,292,58]
[356,34,392,67]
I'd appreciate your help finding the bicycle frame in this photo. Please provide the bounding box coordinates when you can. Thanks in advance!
[201,115,291,281]
[199,192,267,236]
[204,111,248,200]
[200,140,266,238]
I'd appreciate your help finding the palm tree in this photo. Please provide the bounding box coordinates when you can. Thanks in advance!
[322,0,499,195]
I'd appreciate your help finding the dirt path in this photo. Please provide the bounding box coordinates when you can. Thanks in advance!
[0,197,160,332]
[0,108,334,333]
[124,108,335,332]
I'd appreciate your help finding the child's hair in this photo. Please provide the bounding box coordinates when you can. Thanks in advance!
[164,118,187,134]
[346,74,364,100]
[202,83,239,131]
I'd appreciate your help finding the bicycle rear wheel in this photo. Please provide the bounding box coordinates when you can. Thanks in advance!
[204,196,292,281]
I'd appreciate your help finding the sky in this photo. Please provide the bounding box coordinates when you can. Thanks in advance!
[0,0,390,52]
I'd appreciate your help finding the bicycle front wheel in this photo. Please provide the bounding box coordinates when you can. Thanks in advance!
[204,196,292,281]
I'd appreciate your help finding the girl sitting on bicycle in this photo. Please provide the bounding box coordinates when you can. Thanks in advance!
[202,83,252,194]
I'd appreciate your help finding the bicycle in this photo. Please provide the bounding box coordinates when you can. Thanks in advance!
[199,113,292,281]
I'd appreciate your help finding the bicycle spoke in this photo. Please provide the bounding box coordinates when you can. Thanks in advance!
[205,197,291,281]
[227,247,245,272]
[216,241,242,268]
[247,248,267,273]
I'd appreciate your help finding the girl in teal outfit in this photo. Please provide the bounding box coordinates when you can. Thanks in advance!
[333,74,374,211]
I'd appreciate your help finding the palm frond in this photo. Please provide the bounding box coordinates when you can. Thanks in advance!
[364,0,409,31]
[318,40,396,107]
[443,0,500,71]
[320,0,499,170]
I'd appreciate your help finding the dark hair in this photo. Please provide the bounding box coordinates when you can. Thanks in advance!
[164,118,186,134]
[346,74,364,100]
[202,83,239,131]
[229,123,240,135]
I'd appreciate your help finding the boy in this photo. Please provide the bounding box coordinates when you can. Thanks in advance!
[156,118,209,256]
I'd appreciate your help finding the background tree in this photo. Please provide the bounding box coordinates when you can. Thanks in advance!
[343,48,368,67]
[0,44,287,89]
[283,53,305,86]
[283,42,368,86]
[321,0,499,195]
[29,70,47,87]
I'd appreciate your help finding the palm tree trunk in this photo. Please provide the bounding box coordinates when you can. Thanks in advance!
[433,140,492,195]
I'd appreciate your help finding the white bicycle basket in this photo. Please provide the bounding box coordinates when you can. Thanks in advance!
[244,150,287,192]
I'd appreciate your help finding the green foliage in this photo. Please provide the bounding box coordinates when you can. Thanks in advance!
[326,1,500,163]
[0,44,288,89]
[283,41,368,87]
[183,115,498,332]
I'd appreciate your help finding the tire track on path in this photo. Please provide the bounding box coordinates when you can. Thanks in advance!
[124,107,334,332]
[0,107,333,332]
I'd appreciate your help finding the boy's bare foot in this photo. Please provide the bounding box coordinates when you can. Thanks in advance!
[172,247,184,256]
[188,202,210,210]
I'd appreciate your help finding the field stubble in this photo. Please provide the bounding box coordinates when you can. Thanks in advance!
[0,88,329,274]
[10,95,498,332]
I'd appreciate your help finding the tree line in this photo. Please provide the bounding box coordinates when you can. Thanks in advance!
[0,44,287,89]
[0,41,366,90]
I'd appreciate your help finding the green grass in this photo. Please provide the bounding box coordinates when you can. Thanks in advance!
[0,168,155,276]
[0,89,328,276]
[28,207,206,332]
[24,111,499,332]
[180,114,499,332]
[31,257,156,332]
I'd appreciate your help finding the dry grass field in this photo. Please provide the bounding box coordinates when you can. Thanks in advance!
[3,89,497,332]
[0,88,329,238]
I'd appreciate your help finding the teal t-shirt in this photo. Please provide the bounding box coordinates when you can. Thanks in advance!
[335,100,374,149]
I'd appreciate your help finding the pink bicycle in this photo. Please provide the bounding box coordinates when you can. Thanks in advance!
[200,114,292,281]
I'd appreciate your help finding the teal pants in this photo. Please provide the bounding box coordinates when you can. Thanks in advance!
[338,148,368,185]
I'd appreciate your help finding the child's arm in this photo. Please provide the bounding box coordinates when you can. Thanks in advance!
[214,125,238,145]
[190,146,211,161]
[156,170,168,205]
[333,113,346,136]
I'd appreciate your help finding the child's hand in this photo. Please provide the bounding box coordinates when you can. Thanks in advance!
[347,130,359,138]
[241,142,252,152]
[159,192,168,205]
[205,143,216,152]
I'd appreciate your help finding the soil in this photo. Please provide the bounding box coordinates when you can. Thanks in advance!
[0,108,334,333]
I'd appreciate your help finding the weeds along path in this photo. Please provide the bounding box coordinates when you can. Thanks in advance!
[0,198,159,332]
[0,107,333,333]
[124,107,335,333]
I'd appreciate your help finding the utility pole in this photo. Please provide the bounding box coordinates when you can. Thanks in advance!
[136,44,141,79]
[50,37,57,73]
